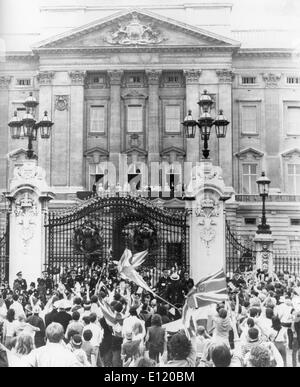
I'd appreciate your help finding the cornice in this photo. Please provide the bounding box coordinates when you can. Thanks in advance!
[235,49,294,58]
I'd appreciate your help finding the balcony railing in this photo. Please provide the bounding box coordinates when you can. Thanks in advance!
[235,195,300,202]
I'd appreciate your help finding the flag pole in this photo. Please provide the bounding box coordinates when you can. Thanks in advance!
[150,291,182,315]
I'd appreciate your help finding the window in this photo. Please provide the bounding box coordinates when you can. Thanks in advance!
[242,77,256,85]
[245,218,257,225]
[128,76,141,84]
[165,105,181,133]
[89,164,106,191]
[287,107,300,136]
[127,106,143,133]
[242,164,258,194]
[92,76,105,85]
[16,79,31,86]
[291,219,300,226]
[90,106,105,133]
[241,105,257,134]
[287,164,300,194]
[168,75,179,83]
[290,240,300,251]
[287,77,300,85]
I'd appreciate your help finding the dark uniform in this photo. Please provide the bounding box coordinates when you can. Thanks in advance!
[13,273,27,292]
[156,275,171,299]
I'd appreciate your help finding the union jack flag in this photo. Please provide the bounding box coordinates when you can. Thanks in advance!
[182,269,228,330]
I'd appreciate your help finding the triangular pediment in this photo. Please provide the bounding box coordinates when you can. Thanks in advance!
[235,147,264,160]
[34,9,240,52]
[281,148,300,159]
[125,147,148,156]
[161,147,186,157]
[84,147,109,157]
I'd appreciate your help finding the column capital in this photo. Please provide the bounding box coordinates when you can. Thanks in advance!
[68,70,86,85]
[216,69,234,84]
[184,69,201,84]
[108,70,123,86]
[0,76,12,89]
[37,71,55,86]
[146,70,162,85]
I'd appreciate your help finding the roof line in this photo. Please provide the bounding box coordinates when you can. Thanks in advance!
[33,7,240,50]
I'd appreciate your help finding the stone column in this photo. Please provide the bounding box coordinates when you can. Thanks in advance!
[108,70,123,176]
[254,234,275,275]
[69,71,86,189]
[184,70,201,164]
[146,70,161,164]
[185,161,233,282]
[0,76,12,189]
[216,69,234,186]
[37,71,54,185]
[6,160,54,286]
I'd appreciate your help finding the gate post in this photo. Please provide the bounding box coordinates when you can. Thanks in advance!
[185,161,233,282]
[5,160,54,287]
[254,234,275,275]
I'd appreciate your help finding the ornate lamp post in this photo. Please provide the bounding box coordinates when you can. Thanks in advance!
[182,90,230,159]
[8,92,54,160]
[256,172,272,234]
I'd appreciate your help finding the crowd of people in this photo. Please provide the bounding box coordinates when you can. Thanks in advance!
[0,263,300,368]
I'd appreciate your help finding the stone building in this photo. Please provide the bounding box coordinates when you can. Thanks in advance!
[0,0,300,252]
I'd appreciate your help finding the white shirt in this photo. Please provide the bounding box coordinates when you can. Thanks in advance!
[275,303,293,324]
[83,323,103,347]
[10,301,25,319]
[26,342,82,368]
[122,316,145,339]
[0,303,7,322]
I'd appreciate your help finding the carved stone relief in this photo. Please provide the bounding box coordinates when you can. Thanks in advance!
[196,197,221,249]
[14,192,38,254]
[105,14,166,45]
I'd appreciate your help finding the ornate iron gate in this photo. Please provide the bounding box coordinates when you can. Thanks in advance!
[0,215,10,283]
[45,196,189,284]
[226,221,255,274]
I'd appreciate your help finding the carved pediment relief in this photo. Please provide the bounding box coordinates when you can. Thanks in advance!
[121,90,148,100]
[235,147,264,160]
[34,9,240,52]
[281,148,300,160]
[84,147,109,164]
[8,148,37,162]
[125,147,148,157]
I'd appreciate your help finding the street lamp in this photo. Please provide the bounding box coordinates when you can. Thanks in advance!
[182,90,230,159]
[256,171,272,234]
[8,92,54,160]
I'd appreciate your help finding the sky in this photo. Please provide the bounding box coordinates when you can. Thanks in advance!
[1,0,300,33]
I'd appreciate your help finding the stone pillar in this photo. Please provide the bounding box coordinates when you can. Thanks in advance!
[108,70,123,175]
[147,70,161,164]
[0,76,12,190]
[37,71,54,185]
[254,234,275,275]
[184,70,201,164]
[216,69,234,186]
[185,161,233,282]
[6,160,54,286]
[69,71,86,189]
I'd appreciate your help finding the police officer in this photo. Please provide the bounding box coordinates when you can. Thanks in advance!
[13,272,27,293]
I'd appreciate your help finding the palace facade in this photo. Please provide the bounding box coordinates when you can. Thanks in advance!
[0,1,300,251]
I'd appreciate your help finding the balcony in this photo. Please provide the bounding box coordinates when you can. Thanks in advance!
[235,195,300,202]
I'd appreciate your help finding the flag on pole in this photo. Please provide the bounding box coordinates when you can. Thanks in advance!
[182,269,228,334]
